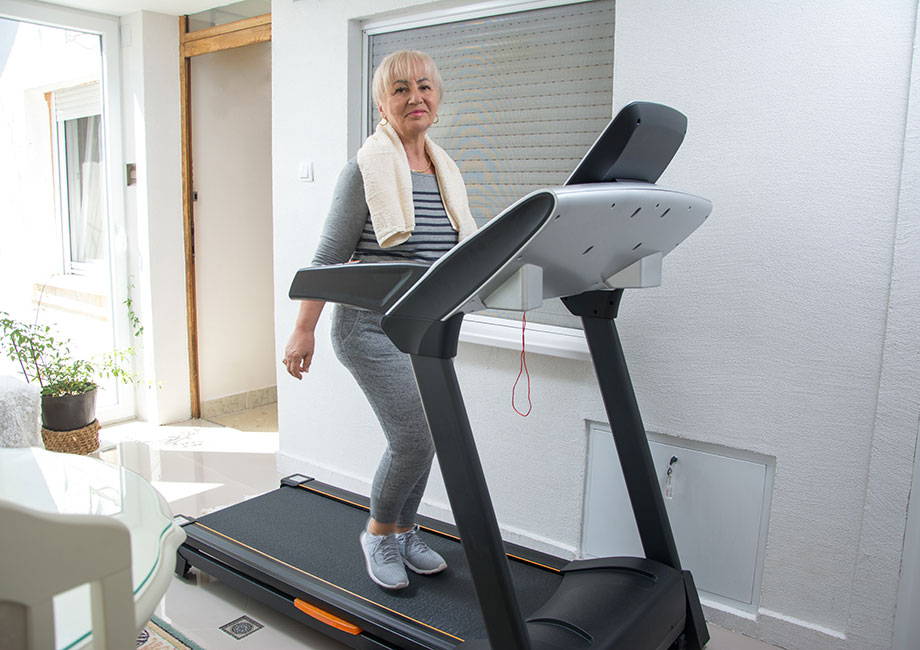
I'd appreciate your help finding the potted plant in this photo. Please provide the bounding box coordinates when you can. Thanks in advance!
[0,311,139,451]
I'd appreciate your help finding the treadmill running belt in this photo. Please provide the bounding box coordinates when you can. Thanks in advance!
[194,485,563,642]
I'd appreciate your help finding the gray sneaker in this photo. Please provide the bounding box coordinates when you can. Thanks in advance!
[360,531,409,589]
[396,525,447,575]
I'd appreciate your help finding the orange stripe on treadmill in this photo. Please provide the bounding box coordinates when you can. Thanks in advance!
[297,483,370,511]
[297,485,562,574]
[294,599,362,635]
[191,522,464,642]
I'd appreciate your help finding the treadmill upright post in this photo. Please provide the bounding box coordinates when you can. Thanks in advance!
[410,349,533,650]
[563,289,682,569]
[564,289,710,650]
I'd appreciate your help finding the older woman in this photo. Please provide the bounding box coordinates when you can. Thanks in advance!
[282,50,476,590]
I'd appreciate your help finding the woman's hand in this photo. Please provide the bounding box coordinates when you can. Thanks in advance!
[282,300,326,380]
[283,328,315,380]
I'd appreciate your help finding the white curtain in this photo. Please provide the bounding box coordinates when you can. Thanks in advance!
[64,114,105,265]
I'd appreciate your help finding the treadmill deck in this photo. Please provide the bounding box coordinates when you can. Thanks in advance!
[180,479,565,645]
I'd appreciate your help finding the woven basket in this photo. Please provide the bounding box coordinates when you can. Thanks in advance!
[41,419,100,455]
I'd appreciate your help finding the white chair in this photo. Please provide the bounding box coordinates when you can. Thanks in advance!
[0,501,136,650]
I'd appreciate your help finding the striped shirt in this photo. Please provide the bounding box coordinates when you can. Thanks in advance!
[353,172,458,264]
[312,159,460,267]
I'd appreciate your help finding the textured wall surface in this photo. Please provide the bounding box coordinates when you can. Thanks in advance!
[610,2,918,647]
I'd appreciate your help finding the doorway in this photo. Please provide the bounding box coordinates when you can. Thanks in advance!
[192,42,275,419]
[180,13,275,420]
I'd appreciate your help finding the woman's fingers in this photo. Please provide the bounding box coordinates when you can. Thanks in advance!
[284,329,316,379]
[283,350,312,379]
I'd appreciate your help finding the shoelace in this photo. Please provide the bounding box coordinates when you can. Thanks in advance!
[373,535,402,563]
[401,528,428,556]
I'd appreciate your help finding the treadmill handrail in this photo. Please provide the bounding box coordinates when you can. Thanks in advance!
[385,191,557,323]
[565,101,688,185]
[288,262,428,313]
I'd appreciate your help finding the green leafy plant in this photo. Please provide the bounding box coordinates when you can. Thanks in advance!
[0,311,140,398]
[124,277,144,339]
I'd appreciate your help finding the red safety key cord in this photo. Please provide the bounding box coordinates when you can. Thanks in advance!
[512,312,532,417]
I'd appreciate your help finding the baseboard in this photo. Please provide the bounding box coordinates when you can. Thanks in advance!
[694,589,851,650]
[200,386,277,420]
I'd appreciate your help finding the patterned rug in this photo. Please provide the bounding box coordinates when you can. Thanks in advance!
[137,615,205,650]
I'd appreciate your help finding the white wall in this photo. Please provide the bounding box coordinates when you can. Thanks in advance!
[191,41,275,405]
[271,1,920,649]
[120,11,191,424]
[611,2,918,648]
[877,8,920,649]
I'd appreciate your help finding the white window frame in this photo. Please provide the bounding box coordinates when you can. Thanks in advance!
[50,82,105,276]
[0,0,134,422]
[360,0,606,359]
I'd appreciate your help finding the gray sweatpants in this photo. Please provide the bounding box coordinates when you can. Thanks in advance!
[330,304,435,526]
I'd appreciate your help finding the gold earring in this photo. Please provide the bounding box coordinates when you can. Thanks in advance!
[378,117,388,126]
[433,115,440,124]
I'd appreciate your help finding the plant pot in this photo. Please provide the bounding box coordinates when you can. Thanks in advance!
[41,388,97,431]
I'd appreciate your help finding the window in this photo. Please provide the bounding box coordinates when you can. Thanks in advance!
[52,82,106,275]
[0,2,133,422]
[364,0,615,329]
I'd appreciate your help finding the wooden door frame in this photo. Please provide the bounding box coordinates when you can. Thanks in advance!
[179,13,271,418]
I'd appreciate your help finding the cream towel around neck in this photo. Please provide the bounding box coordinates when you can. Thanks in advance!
[356,121,477,248]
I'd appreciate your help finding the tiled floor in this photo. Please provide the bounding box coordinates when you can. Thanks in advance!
[101,405,783,650]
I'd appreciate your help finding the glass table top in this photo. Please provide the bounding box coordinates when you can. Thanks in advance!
[0,447,178,649]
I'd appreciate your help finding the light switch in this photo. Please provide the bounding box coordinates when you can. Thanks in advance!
[298,160,314,182]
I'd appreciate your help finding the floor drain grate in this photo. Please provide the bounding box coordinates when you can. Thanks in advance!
[219,615,264,640]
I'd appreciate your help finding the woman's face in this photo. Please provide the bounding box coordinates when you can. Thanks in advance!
[378,65,440,142]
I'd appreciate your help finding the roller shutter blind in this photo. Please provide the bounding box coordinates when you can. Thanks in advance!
[52,81,102,121]
[367,0,615,328]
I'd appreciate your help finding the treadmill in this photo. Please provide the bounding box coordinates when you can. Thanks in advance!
[175,101,712,650]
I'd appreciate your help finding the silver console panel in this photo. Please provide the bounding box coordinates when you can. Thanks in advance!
[439,182,711,318]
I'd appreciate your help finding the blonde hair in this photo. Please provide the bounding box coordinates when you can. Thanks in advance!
[372,50,443,110]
